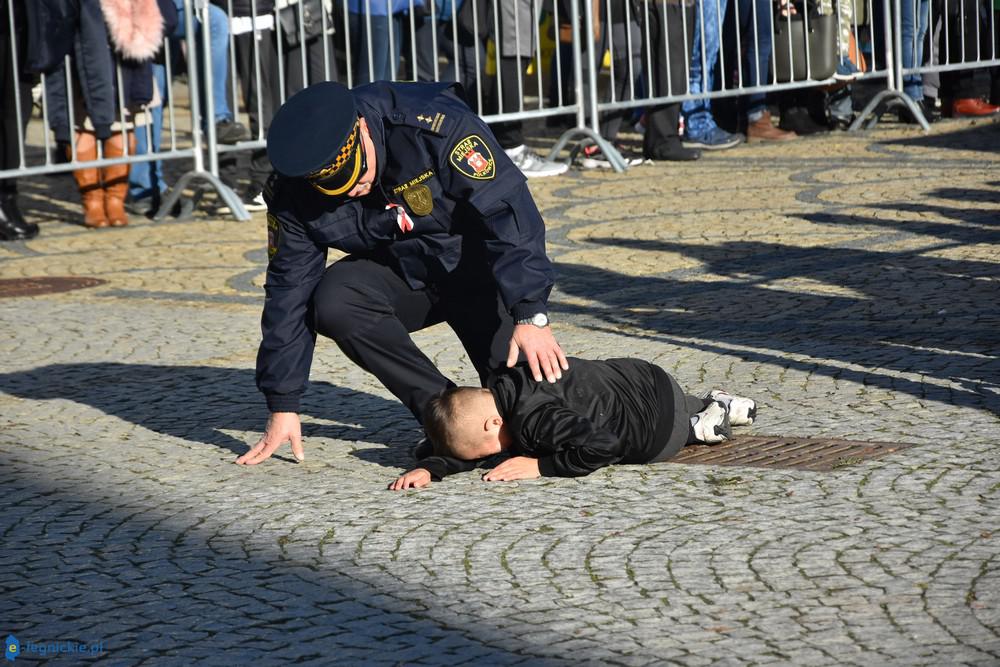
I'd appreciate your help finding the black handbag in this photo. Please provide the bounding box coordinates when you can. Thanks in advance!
[772,13,837,82]
[278,0,326,47]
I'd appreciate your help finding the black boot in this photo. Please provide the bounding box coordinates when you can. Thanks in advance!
[644,103,702,161]
[0,193,39,241]
[646,137,702,162]
[778,107,830,135]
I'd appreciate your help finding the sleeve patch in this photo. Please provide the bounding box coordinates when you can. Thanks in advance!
[449,135,496,181]
[267,213,280,259]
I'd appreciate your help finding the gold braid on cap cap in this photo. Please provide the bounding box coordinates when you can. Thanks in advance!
[308,121,360,181]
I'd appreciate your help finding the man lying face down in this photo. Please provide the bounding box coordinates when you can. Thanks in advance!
[389,357,757,489]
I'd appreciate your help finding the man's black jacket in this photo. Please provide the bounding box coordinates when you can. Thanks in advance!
[421,357,679,479]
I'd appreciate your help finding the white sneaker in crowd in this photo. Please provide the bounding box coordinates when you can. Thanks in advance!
[217,188,266,215]
[505,144,569,178]
[243,191,267,212]
[579,143,645,170]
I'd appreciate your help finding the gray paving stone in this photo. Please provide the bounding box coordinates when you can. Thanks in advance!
[2,119,1000,666]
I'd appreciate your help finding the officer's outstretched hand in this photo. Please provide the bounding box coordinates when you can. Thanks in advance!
[507,324,569,383]
[236,412,304,465]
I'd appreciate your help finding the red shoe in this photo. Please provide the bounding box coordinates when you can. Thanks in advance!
[951,98,1000,117]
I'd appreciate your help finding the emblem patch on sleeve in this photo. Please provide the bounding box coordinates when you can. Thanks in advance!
[402,184,434,216]
[449,134,496,180]
[267,213,279,259]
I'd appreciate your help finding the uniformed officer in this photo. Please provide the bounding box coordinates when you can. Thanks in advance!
[237,80,569,466]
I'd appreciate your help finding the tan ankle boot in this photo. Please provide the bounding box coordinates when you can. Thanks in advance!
[102,132,135,227]
[68,132,108,228]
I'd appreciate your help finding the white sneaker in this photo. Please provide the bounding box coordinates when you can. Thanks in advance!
[690,401,732,444]
[243,192,267,212]
[505,145,569,178]
[217,190,266,215]
[578,143,644,169]
[706,389,757,426]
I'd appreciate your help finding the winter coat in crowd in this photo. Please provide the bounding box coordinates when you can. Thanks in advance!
[26,0,171,142]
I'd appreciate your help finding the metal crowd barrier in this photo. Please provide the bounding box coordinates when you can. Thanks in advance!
[1,0,996,219]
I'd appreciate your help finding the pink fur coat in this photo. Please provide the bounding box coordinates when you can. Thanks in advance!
[100,0,165,61]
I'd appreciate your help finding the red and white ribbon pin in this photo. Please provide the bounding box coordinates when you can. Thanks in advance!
[385,203,414,233]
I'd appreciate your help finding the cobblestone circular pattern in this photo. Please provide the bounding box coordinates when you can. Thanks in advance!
[1,119,999,665]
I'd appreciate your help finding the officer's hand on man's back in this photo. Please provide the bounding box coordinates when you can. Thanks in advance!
[236,412,305,465]
[507,324,569,383]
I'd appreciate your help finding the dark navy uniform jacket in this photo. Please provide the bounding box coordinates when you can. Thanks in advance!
[257,81,555,412]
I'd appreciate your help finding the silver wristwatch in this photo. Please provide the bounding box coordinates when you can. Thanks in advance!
[515,312,549,328]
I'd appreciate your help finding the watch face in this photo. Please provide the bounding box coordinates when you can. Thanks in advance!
[532,313,549,327]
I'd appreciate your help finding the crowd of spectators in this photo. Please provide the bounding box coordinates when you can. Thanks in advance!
[2,0,999,240]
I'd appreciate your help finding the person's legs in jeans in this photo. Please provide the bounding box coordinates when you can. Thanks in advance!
[351,11,401,83]
[206,3,233,123]
[901,0,930,101]
[129,63,168,204]
[172,2,237,131]
[744,0,773,119]
[683,0,728,137]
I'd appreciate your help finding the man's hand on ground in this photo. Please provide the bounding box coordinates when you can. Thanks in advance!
[506,324,569,383]
[389,468,432,490]
[236,412,304,465]
[483,456,540,482]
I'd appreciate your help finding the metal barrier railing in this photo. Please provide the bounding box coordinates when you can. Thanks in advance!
[1,0,996,222]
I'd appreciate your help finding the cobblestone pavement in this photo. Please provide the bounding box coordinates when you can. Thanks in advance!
[2,117,999,666]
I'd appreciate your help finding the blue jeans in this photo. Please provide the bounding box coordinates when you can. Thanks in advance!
[349,12,405,83]
[172,0,232,122]
[738,0,774,119]
[683,0,730,136]
[901,0,929,101]
[129,64,168,201]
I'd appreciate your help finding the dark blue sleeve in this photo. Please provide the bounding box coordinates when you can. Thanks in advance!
[478,184,554,319]
[436,110,554,317]
[255,189,329,413]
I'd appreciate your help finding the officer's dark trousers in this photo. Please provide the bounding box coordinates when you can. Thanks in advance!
[311,255,515,424]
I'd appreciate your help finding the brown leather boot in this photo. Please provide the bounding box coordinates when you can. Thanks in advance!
[747,111,798,142]
[951,98,1000,117]
[102,132,135,227]
[68,132,108,228]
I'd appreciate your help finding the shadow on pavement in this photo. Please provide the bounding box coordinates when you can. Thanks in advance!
[876,120,1000,153]
[0,463,565,664]
[555,229,1000,414]
[0,362,415,456]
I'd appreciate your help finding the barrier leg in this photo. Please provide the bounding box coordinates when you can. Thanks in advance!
[154,171,248,222]
[849,89,930,131]
[851,0,930,131]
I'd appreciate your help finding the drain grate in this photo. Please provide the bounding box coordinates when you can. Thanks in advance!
[671,436,912,471]
[0,276,107,298]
